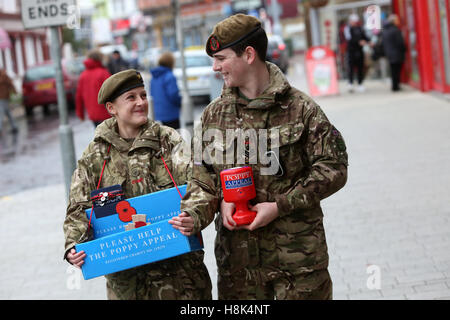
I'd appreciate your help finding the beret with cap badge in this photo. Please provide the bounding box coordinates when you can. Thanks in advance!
[205,14,262,57]
[98,69,144,104]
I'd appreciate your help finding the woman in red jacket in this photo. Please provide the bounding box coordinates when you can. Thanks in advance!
[76,50,112,127]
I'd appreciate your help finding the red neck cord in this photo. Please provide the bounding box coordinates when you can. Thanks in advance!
[86,146,182,233]
[87,144,111,232]
[160,155,183,199]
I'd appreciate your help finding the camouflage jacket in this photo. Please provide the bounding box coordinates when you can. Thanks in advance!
[180,62,348,280]
[63,118,210,299]
[64,118,191,252]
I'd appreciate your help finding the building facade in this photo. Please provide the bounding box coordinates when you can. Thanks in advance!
[302,0,392,78]
[0,0,49,87]
[138,0,229,51]
[304,0,450,93]
[393,0,450,93]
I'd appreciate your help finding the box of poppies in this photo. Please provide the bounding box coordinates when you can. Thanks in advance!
[76,185,203,280]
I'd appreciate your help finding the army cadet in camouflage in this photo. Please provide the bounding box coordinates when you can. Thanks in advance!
[63,70,212,300]
[173,14,348,299]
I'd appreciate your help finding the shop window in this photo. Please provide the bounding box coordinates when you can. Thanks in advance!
[438,0,450,85]
[428,0,444,85]
[405,0,420,83]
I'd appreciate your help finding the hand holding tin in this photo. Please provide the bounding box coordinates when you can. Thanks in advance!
[220,167,257,226]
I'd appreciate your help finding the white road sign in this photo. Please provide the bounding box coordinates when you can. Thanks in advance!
[21,0,77,29]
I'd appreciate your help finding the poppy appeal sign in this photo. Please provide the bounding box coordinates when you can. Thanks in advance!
[76,185,204,280]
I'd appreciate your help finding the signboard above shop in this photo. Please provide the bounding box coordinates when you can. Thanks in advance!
[21,0,76,29]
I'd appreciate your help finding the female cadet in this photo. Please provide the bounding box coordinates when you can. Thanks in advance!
[63,69,211,300]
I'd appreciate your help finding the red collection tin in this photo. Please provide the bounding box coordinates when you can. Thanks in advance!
[220,166,256,225]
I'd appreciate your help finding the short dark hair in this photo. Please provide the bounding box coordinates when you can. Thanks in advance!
[229,27,268,62]
[158,52,175,69]
[87,49,104,62]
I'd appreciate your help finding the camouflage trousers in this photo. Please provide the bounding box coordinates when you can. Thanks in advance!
[218,268,332,300]
[105,251,212,300]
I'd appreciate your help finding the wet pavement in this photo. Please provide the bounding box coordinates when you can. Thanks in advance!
[0,105,87,196]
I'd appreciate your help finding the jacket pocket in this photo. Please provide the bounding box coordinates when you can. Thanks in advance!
[101,173,126,191]
[274,212,327,271]
[214,216,249,272]
[266,122,305,178]
[148,157,176,190]
[208,135,236,169]
[276,122,304,147]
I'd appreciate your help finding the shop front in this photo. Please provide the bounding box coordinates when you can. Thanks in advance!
[394,0,450,93]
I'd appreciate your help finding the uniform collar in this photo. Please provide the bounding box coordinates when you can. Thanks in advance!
[220,61,291,111]
[94,118,161,153]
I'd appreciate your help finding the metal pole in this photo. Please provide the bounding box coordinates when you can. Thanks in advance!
[270,0,283,37]
[309,7,322,47]
[49,26,76,201]
[173,0,194,135]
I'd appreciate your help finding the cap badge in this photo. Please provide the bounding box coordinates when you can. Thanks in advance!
[210,36,220,51]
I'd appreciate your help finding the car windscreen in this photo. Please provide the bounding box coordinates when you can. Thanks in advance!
[175,55,212,68]
[24,65,55,81]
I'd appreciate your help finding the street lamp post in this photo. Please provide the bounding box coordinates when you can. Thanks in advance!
[173,0,194,136]
[308,0,329,46]
[49,26,77,201]
[21,0,78,202]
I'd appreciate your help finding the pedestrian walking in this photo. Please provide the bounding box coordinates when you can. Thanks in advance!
[0,69,18,135]
[107,50,129,75]
[344,14,369,92]
[75,50,111,127]
[63,69,212,300]
[170,14,348,300]
[382,14,406,92]
[369,27,389,81]
[150,52,181,130]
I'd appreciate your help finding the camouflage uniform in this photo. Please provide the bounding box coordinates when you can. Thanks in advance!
[180,62,348,299]
[63,118,212,300]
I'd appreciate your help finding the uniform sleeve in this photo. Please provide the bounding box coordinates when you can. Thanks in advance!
[179,119,219,234]
[63,157,96,259]
[275,102,348,217]
[159,124,217,233]
[159,125,192,185]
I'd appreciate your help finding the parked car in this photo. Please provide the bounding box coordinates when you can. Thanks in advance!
[22,59,84,116]
[173,49,215,102]
[266,35,289,73]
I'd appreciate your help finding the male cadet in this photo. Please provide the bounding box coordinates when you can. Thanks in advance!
[170,14,348,299]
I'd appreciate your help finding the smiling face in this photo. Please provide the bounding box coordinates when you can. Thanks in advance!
[212,48,250,88]
[106,86,148,137]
